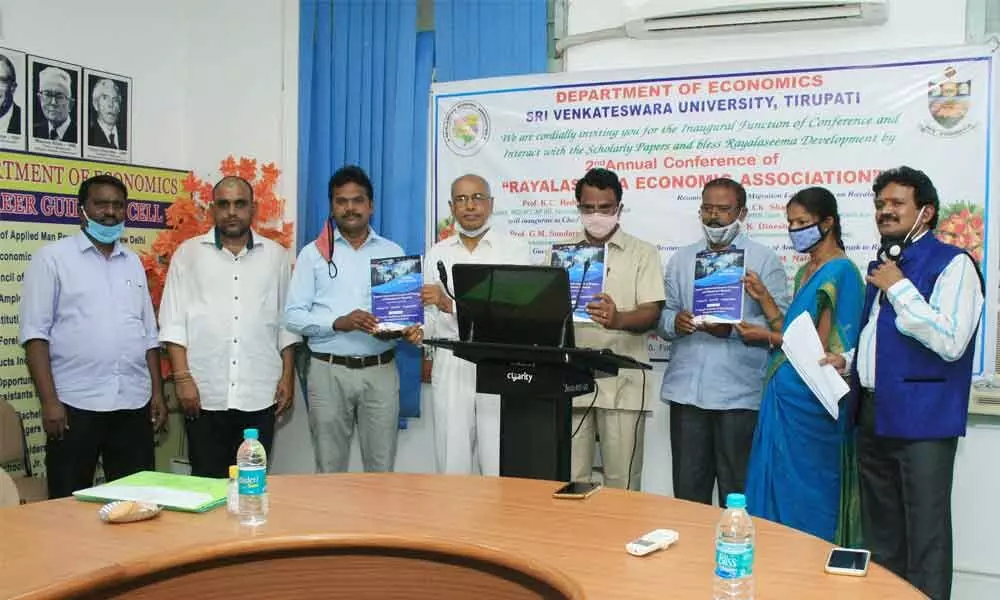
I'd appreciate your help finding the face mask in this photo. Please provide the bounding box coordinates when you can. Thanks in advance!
[456,219,490,238]
[788,223,825,253]
[879,206,926,261]
[581,212,619,239]
[83,211,124,244]
[702,219,742,247]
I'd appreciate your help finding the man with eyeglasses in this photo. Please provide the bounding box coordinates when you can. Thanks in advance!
[658,177,788,505]
[0,54,22,135]
[285,165,422,473]
[159,176,299,478]
[32,66,76,143]
[88,78,125,150]
[422,174,532,475]
[562,168,664,490]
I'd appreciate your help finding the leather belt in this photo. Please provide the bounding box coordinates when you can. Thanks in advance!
[311,349,394,369]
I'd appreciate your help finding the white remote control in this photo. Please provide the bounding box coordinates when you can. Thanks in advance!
[625,528,680,557]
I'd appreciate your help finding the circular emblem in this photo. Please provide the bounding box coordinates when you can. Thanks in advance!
[442,101,490,157]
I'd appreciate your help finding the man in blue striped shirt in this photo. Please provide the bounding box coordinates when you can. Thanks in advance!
[284,166,421,473]
[658,178,788,506]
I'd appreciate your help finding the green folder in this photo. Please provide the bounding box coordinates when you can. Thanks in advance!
[73,470,228,513]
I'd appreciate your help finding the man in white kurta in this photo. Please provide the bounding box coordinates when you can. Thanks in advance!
[422,174,532,475]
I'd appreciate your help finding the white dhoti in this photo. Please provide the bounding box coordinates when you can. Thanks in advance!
[431,348,500,475]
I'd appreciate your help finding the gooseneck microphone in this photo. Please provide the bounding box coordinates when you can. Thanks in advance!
[558,241,593,348]
[437,260,456,300]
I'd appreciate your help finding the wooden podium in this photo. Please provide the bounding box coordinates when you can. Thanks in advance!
[425,339,650,481]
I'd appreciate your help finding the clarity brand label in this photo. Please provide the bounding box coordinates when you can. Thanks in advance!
[238,465,267,496]
[506,371,533,383]
[715,541,753,579]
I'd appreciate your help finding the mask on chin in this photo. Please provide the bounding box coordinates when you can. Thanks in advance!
[581,212,619,239]
[456,219,490,238]
[879,206,926,261]
[702,219,742,247]
[83,210,124,245]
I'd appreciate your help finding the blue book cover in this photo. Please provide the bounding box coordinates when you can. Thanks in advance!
[550,243,606,322]
[692,248,745,323]
[370,255,424,331]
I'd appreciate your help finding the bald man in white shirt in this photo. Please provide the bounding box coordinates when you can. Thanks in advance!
[422,174,532,475]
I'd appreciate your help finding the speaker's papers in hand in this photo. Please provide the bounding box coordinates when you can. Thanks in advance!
[781,313,849,420]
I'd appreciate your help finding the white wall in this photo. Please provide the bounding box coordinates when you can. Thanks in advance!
[565,1,999,598]
[0,0,298,216]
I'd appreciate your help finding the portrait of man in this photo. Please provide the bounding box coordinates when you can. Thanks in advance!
[32,67,76,142]
[0,51,24,137]
[87,76,127,151]
[28,56,81,156]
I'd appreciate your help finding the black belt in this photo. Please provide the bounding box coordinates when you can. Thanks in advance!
[311,349,394,369]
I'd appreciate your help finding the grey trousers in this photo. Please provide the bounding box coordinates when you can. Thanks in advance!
[307,358,400,473]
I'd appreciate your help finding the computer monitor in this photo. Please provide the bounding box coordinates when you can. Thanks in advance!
[451,264,575,348]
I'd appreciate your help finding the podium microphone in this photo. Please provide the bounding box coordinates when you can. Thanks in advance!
[559,256,592,348]
[437,260,456,300]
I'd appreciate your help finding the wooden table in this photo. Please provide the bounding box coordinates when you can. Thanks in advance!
[0,474,922,599]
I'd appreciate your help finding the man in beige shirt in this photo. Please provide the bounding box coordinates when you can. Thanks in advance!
[564,168,664,490]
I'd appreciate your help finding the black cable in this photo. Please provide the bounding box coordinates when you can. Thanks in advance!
[625,368,646,491]
[571,382,599,439]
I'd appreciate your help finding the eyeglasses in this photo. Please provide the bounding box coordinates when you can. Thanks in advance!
[451,193,490,207]
[699,204,737,216]
[37,91,70,103]
[578,204,618,215]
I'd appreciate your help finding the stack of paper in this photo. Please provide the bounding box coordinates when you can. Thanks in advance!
[780,313,850,420]
[73,471,228,512]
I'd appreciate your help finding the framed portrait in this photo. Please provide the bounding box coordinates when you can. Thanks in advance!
[83,68,131,163]
[0,47,27,151]
[27,55,82,157]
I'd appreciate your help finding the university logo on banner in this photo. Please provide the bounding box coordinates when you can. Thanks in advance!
[442,101,491,157]
[921,65,976,137]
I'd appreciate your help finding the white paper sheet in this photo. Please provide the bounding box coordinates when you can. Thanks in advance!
[75,485,214,510]
[780,312,850,420]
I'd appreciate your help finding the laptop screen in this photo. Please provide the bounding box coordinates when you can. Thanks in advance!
[451,264,574,348]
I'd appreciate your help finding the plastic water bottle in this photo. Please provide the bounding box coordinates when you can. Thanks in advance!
[713,493,755,600]
[236,428,268,526]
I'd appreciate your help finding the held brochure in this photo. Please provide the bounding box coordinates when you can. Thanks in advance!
[550,243,606,322]
[73,471,228,512]
[692,248,745,324]
[371,255,424,331]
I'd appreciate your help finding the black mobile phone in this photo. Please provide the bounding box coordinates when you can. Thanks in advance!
[552,481,601,499]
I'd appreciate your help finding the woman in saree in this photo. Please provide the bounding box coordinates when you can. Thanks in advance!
[735,186,865,546]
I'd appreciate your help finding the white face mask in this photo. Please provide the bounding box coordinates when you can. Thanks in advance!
[581,212,619,239]
[702,219,742,247]
[456,220,490,238]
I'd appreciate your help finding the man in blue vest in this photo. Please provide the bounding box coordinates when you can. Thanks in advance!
[838,166,983,600]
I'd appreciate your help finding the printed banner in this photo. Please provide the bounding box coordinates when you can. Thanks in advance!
[431,45,997,370]
[0,151,188,477]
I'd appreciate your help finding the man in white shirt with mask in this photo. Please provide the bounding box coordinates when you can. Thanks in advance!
[422,174,532,475]
[658,177,788,505]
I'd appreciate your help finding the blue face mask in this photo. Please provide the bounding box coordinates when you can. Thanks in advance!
[84,214,124,244]
[788,223,824,253]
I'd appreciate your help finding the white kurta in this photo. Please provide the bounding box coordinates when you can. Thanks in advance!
[424,228,533,475]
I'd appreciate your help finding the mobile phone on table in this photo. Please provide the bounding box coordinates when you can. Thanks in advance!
[552,481,601,499]
[824,547,870,576]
